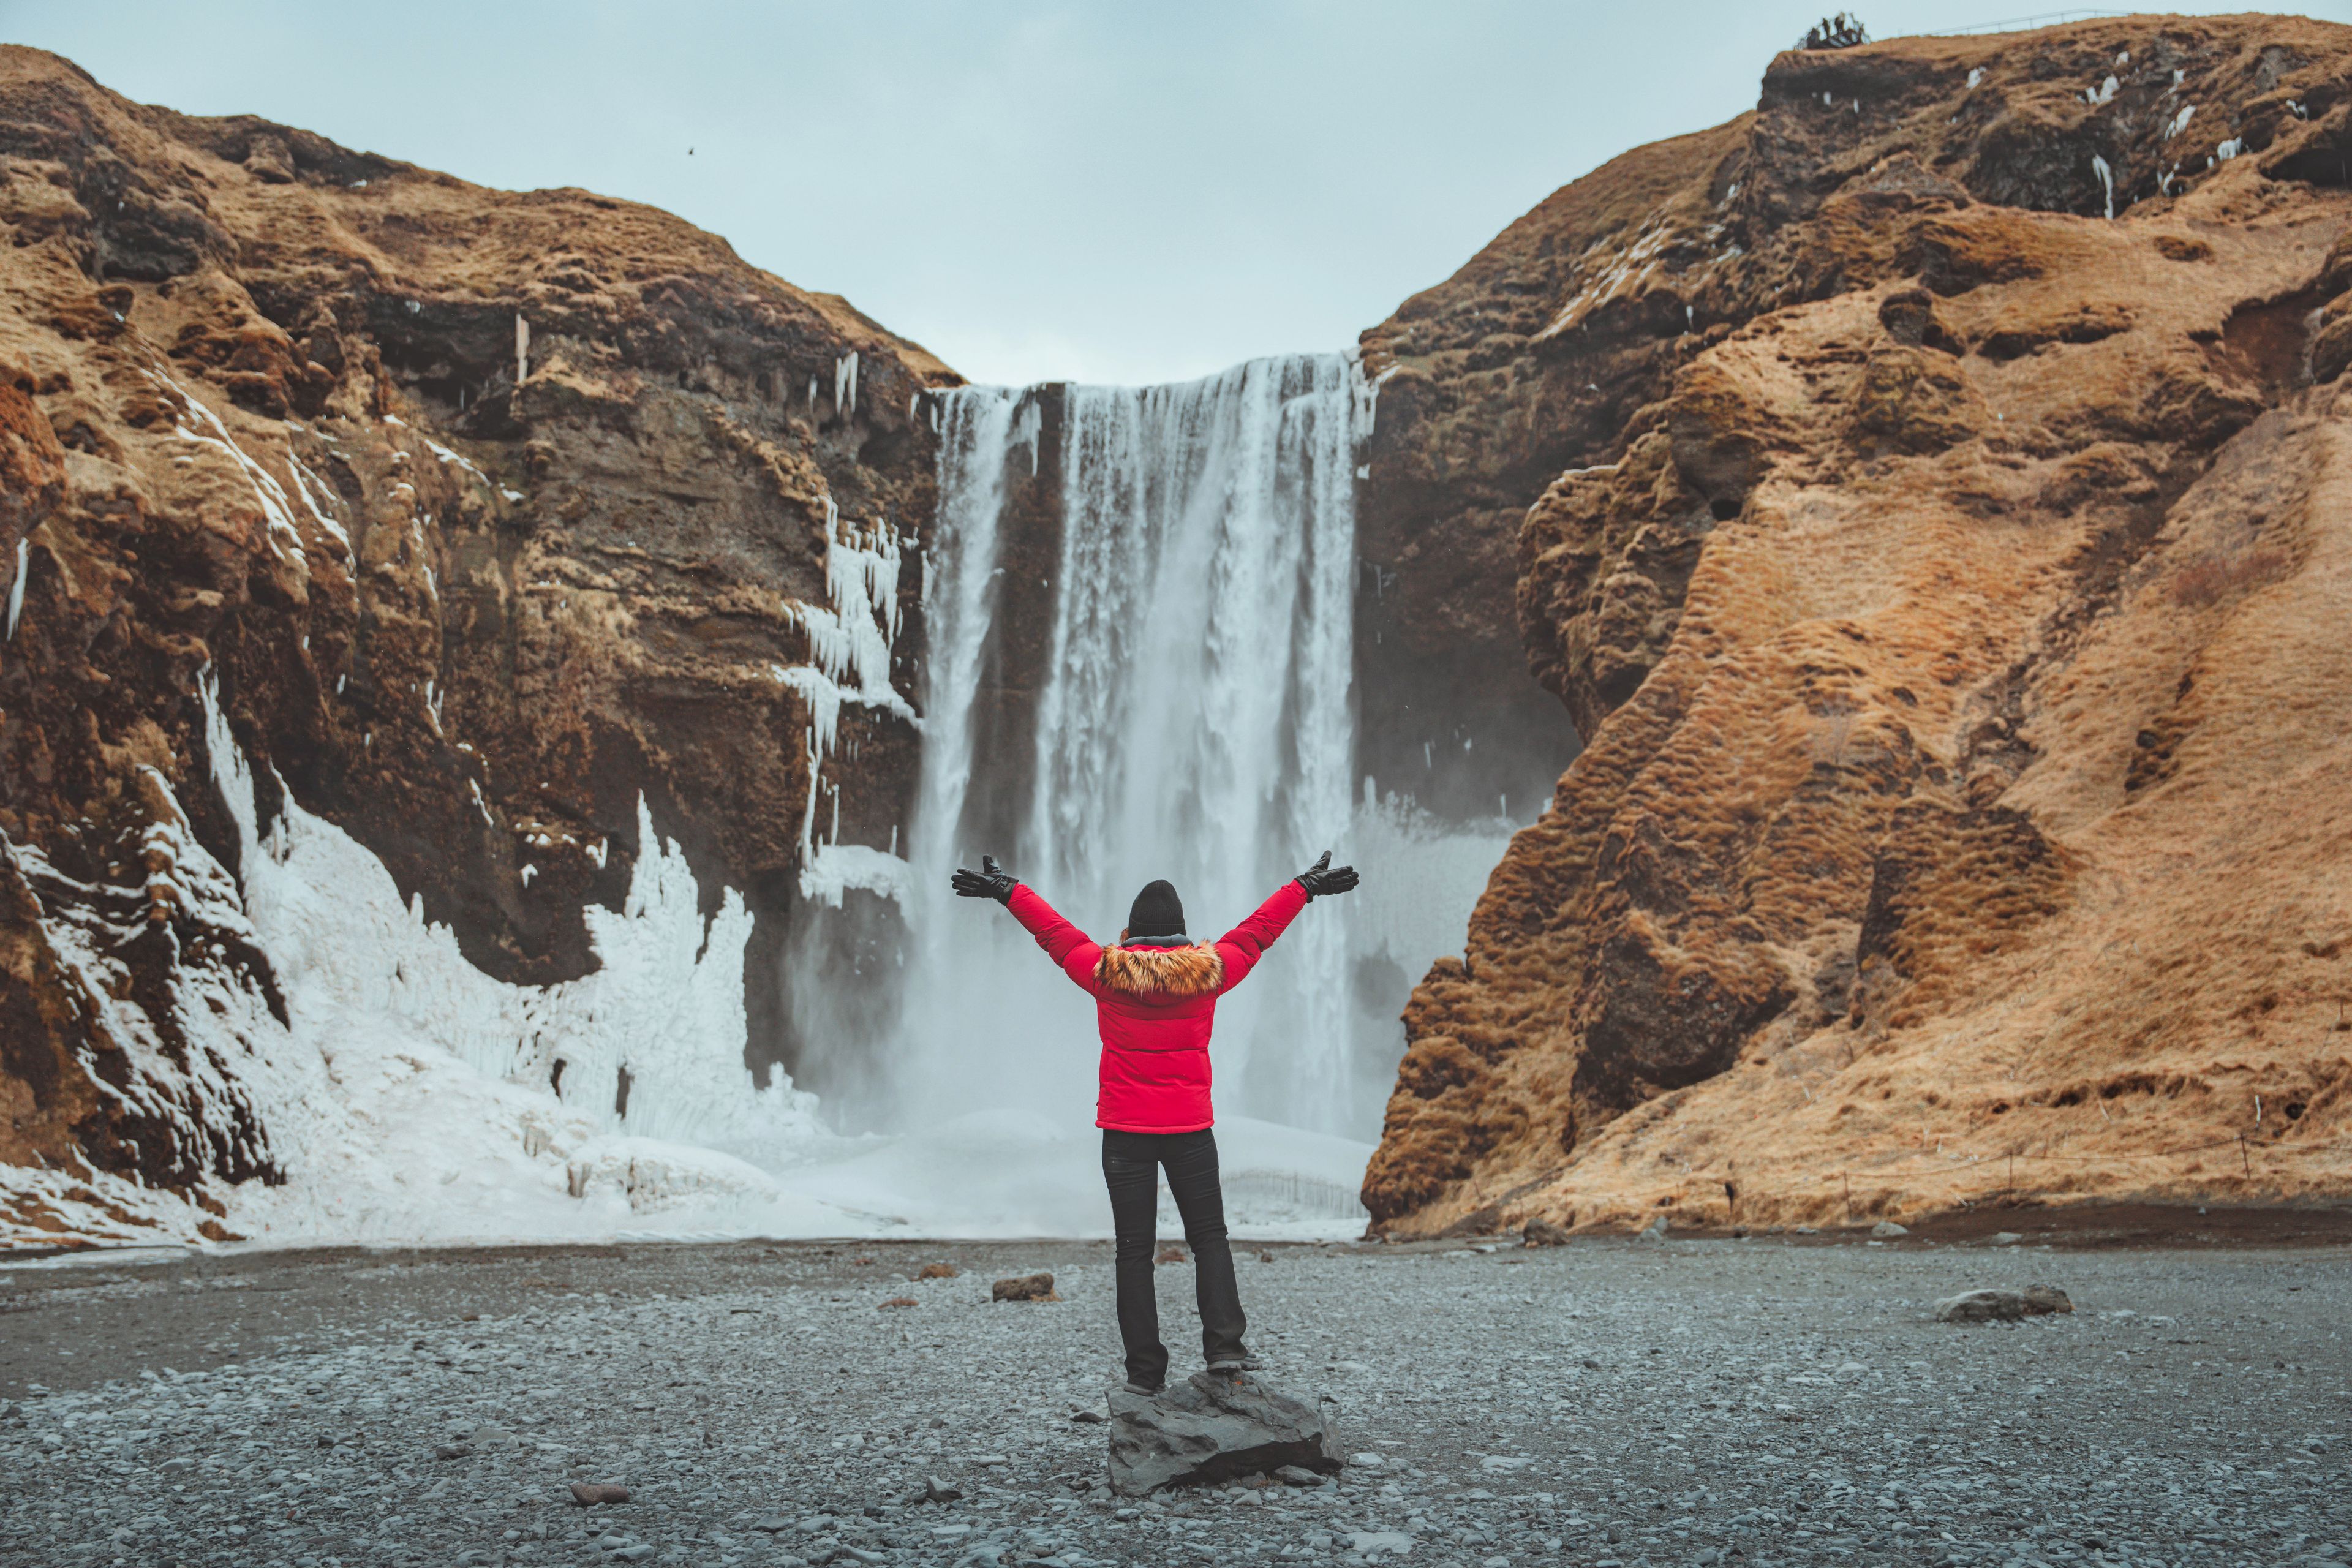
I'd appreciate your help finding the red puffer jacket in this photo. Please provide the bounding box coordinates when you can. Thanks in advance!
[1006,880,1309,1133]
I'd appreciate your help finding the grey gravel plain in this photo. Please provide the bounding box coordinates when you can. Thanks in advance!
[2,1231,2348,1568]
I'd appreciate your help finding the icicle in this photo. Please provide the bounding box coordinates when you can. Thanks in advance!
[515,314,530,385]
[5,537,24,640]
[2091,155,2114,219]
[834,351,859,418]
[1967,67,1985,89]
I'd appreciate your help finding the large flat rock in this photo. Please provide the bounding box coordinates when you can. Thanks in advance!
[1106,1371,1344,1496]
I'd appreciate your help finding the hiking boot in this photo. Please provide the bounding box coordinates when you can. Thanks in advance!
[1205,1355,1263,1376]
[1121,1379,1163,1396]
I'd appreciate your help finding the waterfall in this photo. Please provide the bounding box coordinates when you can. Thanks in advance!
[898,355,1376,1136]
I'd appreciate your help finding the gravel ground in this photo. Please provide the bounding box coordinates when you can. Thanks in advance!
[2,1231,2348,1568]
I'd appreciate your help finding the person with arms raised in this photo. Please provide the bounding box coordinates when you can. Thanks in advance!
[951,850,1359,1394]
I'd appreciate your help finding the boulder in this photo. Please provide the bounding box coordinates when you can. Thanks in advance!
[1107,1371,1345,1496]
[1521,1217,1572,1247]
[1934,1285,2074,1323]
[992,1272,1058,1302]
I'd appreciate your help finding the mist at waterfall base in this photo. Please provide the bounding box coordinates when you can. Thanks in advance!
[778,355,1529,1232]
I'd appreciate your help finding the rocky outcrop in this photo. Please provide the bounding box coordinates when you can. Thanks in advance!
[1363,15,2352,1234]
[1106,1371,1344,1495]
[0,47,951,1238]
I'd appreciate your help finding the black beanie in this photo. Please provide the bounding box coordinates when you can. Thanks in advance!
[1126,879,1186,939]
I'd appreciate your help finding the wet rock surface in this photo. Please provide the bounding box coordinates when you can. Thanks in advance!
[1106,1370,1343,1495]
[2,1234,2346,1566]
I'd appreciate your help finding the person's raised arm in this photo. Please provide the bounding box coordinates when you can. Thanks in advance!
[1215,851,1359,993]
[954,854,1101,993]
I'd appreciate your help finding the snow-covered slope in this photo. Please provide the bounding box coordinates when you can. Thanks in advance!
[2,679,1371,1250]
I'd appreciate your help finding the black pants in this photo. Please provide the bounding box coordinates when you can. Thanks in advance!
[1101,1129,1248,1389]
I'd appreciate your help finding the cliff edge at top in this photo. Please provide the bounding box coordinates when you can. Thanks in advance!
[1361,13,2352,1235]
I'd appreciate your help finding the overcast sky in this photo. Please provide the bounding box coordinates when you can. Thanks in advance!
[9,1,2339,386]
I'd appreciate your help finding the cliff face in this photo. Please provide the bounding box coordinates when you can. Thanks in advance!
[0,48,949,1238]
[1363,15,2352,1234]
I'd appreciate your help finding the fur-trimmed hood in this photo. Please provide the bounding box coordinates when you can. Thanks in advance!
[1093,941,1224,1000]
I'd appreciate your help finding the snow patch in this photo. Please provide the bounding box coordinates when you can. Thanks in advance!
[150,369,308,568]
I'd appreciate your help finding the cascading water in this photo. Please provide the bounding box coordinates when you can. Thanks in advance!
[899,355,1377,1137]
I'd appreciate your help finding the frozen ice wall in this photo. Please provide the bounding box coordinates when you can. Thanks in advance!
[905,355,1393,1134]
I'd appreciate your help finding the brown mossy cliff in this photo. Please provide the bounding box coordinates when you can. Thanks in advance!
[1362,15,2352,1235]
[0,47,951,1235]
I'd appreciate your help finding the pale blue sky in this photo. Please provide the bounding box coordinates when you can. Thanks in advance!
[7,2,2337,385]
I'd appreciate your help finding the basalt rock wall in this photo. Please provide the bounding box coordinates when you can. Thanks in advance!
[0,47,952,1234]
[1362,15,2352,1234]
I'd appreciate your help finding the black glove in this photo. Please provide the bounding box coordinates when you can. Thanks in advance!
[951,854,1016,903]
[1295,851,1359,899]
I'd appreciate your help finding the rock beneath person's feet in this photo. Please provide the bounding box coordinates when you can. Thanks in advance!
[1934,1284,2073,1322]
[1522,1217,1572,1247]
[569,1481,630,1506]
[1107,1370,1344,1496]
[991,1272,1057,1302]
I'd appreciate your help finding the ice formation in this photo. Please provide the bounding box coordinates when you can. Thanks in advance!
[6,536,23,640]
[0,662,1371,1247]
[834,350,859,417]
[778,495,918,906]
